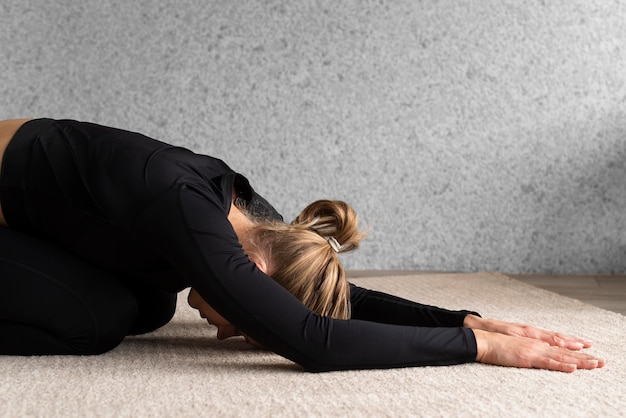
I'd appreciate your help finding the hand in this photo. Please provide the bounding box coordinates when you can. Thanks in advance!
[473,329,606,372]
[464,315,593,351]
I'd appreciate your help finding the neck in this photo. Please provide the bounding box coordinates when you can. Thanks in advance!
[228,204,255,239]
[228,204,268,273]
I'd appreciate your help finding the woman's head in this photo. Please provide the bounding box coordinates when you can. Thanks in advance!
[244,200,366,320]
[187,199,364,343]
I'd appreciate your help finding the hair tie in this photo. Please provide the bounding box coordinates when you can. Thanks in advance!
[326,236,341,253]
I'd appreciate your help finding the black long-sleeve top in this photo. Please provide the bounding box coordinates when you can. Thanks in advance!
[0,119,478,371]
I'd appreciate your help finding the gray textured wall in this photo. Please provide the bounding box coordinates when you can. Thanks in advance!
[2,0,625,274]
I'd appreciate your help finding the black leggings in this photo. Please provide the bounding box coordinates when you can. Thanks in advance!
[0,227,177,355]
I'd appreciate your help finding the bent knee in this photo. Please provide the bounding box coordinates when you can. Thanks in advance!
[127,293,177,336]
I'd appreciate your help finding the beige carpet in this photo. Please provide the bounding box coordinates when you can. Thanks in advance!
[2,273,624,417]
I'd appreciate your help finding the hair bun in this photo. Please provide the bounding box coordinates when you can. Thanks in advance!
[292,200,365,253]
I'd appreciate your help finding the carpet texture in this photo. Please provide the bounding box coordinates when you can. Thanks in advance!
[1,273,624,417]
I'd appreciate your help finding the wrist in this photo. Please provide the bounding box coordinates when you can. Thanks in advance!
[463,314,484,329]
[464,315,504,334]
[472,329,489,362]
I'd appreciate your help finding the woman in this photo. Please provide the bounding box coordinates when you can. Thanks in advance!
[0,118,605,372]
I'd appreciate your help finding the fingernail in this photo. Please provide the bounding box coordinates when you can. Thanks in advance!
[567,364,577,370]
[573,343,584,349]
[586,360,598,366]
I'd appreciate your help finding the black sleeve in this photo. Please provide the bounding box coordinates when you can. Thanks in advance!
[349,283,480,327]
[133,184,478,372]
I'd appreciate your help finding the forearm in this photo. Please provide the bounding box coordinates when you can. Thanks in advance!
[350,284,479,327]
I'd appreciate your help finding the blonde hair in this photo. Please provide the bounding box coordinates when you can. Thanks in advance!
[246,200,365,320]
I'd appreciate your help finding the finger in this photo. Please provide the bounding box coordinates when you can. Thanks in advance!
[566,336,594,349]
[575,358,607,370]
[531,346,605,372]
[555,350,605,371]
[552,335,582,350]
[535,357,578,373]
[549,333,593,350]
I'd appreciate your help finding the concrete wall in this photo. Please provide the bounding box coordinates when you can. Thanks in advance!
[2,0,625,273]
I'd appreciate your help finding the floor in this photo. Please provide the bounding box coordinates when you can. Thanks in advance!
[347,270,626,316]
[507,273,626,316]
